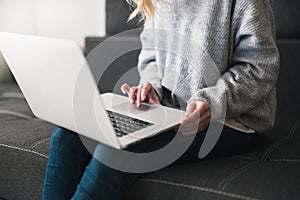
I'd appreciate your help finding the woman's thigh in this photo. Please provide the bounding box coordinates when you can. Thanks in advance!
[43,127,92,200]
[92,123,256,171]
[174,125,256,164]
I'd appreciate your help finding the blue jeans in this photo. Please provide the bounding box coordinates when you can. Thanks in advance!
[42,125,256,200]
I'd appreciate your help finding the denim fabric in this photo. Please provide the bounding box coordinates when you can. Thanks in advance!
[42,126,255,200]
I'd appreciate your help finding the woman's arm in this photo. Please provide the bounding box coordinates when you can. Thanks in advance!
[194,0,280,121]
[137,19,164,101]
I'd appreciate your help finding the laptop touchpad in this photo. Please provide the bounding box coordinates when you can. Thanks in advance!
[112,102,152,115]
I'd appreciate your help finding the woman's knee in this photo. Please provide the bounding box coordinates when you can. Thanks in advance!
[50,127,82,151]
[51,126,76,142]
[49,127,91,162]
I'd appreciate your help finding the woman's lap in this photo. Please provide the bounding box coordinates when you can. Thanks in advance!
[43,127,92,199]
[43,125,256,200]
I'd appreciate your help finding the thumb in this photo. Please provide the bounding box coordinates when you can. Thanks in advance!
[148,89,161,104]
[185,101,196,118]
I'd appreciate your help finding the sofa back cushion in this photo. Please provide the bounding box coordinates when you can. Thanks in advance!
[106,0,140,35]
[274,40,300,134]
[105,0,300,38]
[0,52,12,83]
[273,0,300,38]
[271,0,300,134]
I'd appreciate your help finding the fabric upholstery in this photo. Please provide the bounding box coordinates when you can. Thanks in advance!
[84,36,141,94]
[124,126,300,200]
[0,83,55,200]
[106,0,141,36]
[0,53,12,83]
[273,0,300,38]
[1,82,299,200]
[274,40,300,134]
[105,0,300,39]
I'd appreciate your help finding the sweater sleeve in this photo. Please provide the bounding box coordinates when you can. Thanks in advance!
[137,19,164,101]
[194,0,280,121]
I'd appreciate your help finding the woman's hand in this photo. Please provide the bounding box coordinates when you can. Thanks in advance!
[121,82,161,108]
[178,101,211,136]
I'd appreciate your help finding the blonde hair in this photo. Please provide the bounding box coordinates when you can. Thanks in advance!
[127,0,158,21]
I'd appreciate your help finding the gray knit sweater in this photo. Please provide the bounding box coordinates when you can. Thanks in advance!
[137,0,280,133]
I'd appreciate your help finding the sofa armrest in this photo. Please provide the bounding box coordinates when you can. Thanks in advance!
[0,52,13,83]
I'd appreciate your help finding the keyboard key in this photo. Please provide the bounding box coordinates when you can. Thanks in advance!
[106,110,153,137]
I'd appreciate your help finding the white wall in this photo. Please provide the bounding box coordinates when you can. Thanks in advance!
[0,0,106,45]
[0,0,36,35]
[34,0,106,46]
[0,0,106,81]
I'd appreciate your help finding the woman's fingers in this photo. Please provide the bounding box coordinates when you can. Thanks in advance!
[179,100,211,135]
[121,83,131,95]
[180,116,210,134]
[129,86,137,104]
[148,89,161,104]
[141,82,152,101]
[121,83,137,104]
[179,122,199,135]
[183,109,210,127]
[181,112,210,130]
[181,113,210,134]
[185,101,197,118]
[180,120,210,136]
[136,85,143,107]
[182,102,209,125]
[121,82,161,107]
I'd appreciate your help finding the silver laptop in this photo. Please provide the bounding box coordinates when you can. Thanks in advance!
[0,32,185,149]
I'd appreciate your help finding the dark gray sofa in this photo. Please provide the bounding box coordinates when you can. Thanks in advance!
[0,0,300,199]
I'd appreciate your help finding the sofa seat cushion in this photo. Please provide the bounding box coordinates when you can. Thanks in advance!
[1,83,300,200]
[0,82,55,155]
[0,83,55,200]
[126,122,300,200]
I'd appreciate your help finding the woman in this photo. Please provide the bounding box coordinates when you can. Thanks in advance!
[43,0,279,199]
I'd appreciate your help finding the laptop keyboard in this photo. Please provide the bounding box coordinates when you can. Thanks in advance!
[106,110,154,137]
